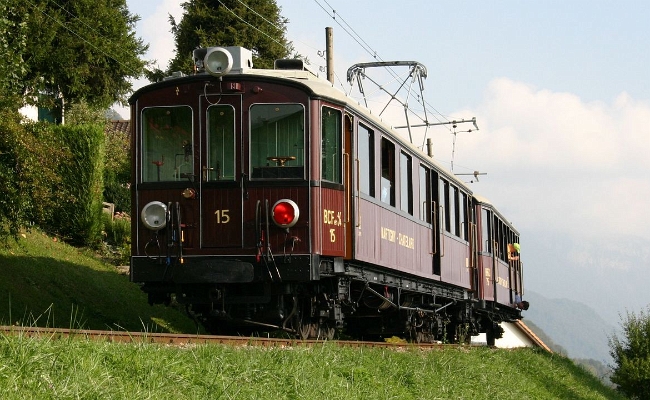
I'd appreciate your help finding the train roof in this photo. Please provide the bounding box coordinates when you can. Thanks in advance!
[131,51,519,231]
[474,194,519,234]
[132,63,475,194]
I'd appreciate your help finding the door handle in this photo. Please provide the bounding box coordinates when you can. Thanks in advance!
[202,166,215,181]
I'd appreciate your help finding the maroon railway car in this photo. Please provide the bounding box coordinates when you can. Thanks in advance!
[130,46,525,343]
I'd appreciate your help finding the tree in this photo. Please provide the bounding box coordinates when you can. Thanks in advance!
[0,0,28,109]
[609,307,650,399]
[4,0,148,111]
[165,0,292,76]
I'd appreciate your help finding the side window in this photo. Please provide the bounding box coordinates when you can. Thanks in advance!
[400,152,413,215]
[459,192,468,240]
[250,104,304,179]
[501,220,508,262]
[494,216,507,261]
[439,179,450,232]
[358,124,375,196]
[481,207,492,253]
[381,138,395,206]
[207,105,235,180]
[142,106,193,182]
[322,107,342,183]
[419,165,431,223]
[449,185,458,236]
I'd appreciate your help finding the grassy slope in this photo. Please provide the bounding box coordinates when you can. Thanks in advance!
[0,229,198,333]
[0,230,623,399]
[0,338,624,399]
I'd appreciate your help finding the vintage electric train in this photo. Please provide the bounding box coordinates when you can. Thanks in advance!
[129,46,525,343]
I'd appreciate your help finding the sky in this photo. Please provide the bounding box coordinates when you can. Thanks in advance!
[123,0,650,319]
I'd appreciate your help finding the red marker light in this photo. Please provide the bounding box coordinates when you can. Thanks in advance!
[272,199,299,228]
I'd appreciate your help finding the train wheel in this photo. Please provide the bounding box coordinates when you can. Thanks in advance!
[298,318,317,340]
[317,322,335,340]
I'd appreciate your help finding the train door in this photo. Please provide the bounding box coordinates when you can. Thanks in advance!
[344,114,354,259]
[477,206,495,301]
[320,105,346,257]
[431,170,442,277]
[200,95,243,248]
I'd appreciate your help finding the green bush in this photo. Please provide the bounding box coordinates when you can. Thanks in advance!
[0,111,65,240]
[101,112,131,213]
[102,212,131,247]
[609,307,650,399]
[101,211,131,265]
[47,124,105,247]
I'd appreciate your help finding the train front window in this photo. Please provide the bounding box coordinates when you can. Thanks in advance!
[250,104,304,179]
[321,107,342,183]
[141,106,193,182]
[207,105,235,180]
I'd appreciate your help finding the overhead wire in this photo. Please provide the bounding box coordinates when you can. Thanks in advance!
[309,0,482,174]
[217,0,287,49]
[312,0,452,130]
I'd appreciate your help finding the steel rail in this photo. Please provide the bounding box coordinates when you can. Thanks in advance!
[0,325,461,349]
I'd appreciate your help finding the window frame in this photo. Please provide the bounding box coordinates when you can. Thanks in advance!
[321,106,343,184]
[206,104,236,181]
[248,103,305,180]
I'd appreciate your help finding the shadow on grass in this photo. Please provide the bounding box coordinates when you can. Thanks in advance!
[0,254,198,334]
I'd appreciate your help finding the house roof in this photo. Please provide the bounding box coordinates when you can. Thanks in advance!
[515,320,552,352]
[108,120,130,135]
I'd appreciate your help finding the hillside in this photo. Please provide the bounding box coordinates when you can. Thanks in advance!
[0,229,198,333]
[523,291,615,364]
[0,335,624,399]
[523,229,649,326]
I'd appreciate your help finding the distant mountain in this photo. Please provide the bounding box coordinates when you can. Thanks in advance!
[521,229,650,329]
[105,109,124,121]
[523,290,615,364]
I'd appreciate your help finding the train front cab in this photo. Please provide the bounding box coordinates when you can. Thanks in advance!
[129,58,354,334]
[474,196,524,341]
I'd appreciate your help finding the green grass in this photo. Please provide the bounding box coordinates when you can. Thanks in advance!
[0,230,624,399]
[0,229,197,333]
[0,336,623,399]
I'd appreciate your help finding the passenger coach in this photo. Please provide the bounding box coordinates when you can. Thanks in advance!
[130,46,525,343]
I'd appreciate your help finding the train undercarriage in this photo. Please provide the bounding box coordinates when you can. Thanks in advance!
[140,257,516,344]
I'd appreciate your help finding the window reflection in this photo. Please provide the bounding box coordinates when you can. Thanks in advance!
[142,106,193,182]
[207,105,235,180]
[250,104,304,179]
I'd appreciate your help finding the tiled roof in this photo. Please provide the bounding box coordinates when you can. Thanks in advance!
[107,120,130,135]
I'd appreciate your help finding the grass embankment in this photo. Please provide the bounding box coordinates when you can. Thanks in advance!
[0,230,623,399]
[0,229,197,333]
[0,336,623,399]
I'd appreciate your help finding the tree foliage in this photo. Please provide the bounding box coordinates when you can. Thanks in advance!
[165,0,291,75]
[609,307,650,399]
[3,0,148,110]
[0,112,68,240]
[0,0,28,109]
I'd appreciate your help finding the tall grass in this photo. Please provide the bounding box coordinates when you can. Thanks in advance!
[101,211,131,265]
[0,336,623,400]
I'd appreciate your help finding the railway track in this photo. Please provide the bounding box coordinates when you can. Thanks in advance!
[0,325,452,349]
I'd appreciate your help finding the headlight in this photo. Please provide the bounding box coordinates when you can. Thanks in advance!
[141,201,167,230]
[271,199,299,228]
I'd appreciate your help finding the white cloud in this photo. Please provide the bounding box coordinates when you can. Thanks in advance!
[446,78,650,240]
[139,0,183,70]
